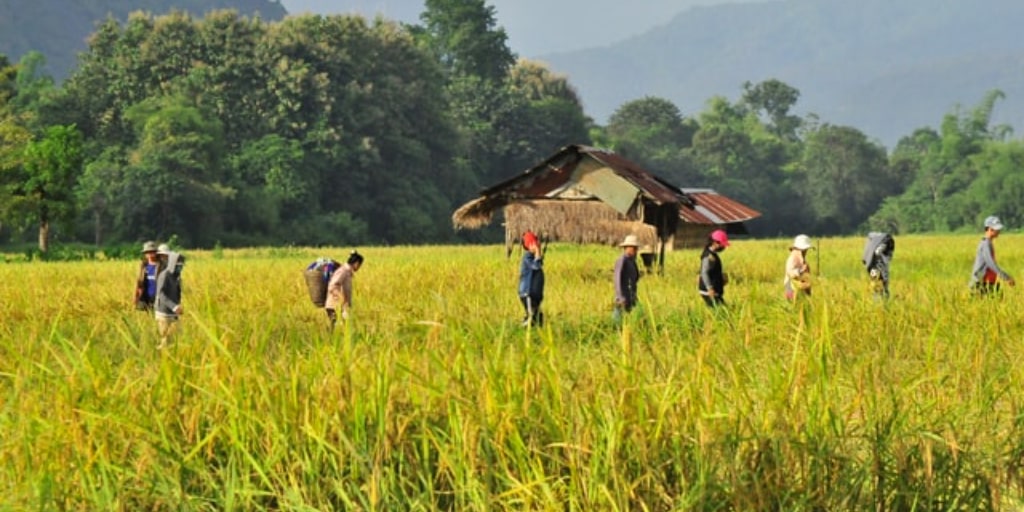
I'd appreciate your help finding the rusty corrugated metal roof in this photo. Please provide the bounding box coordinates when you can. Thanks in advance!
[678,188,761,225]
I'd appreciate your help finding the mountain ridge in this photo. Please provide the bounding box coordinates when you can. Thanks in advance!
[0,0,287,79]
[540,0,1024,146]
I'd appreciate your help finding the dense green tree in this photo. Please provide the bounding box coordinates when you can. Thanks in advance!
[75,147,129,245]
[2,124,84,251]
[418,0,515,82]
[507,58,583,105]
[602,96,698,183]
[961,141,1024,229]
[0,84,33,243]
[798,124,891,234]
[868,90,1010,233]
[688,94,805,235]
[123,95,226,245]
[741,79,802,140]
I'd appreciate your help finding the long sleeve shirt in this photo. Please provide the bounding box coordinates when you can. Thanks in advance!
[698,247,725,295]
[784,249,808,291]
[518,251,544,299]
[614,253,640,309]
[971,237,1011,285]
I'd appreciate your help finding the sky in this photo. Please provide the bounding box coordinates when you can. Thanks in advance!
[278,0,750,58]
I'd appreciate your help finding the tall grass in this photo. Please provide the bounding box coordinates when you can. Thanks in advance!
[2,235,1024,510]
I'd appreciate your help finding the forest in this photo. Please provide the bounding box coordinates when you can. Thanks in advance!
[1,0,1023,253]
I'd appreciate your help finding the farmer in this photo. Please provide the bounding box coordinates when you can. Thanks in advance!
[613,234,641,321]
[863,232,894,299]
[784,234,813,300]
[133,241,160,311]
[154,244,185,349]
[698,229,730,308]
[517,230,545,326]
[325,251,364,328]
[970,215,1015,295]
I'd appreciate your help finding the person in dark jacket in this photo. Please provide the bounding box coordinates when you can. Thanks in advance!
[154,244,185,349]
[613,235,641,322]
[863,232,894,299]
[133,241,160,311]
[698,229,730,307]
[517,231,545,326]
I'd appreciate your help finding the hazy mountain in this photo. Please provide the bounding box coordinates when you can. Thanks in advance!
[5,0,1021,147]
[0,0,286,79]
[539,0,1024,146]
[278,0,772,59]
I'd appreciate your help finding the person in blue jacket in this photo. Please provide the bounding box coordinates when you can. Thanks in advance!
[518,231,545,326]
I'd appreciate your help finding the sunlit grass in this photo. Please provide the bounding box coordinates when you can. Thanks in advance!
[2,235,1024,509]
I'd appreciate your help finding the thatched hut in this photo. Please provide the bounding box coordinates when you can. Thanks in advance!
[452,145,760,271]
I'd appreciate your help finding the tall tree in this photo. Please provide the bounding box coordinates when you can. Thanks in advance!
[868,90,1010,233]
[4,125,84,252]
[418,0,515,82]
[798,124,890,234]
[740,79,802,140]
[123,95,226,245]
[601,96,698,184]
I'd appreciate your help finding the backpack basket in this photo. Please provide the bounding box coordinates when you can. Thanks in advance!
[304,268,328,306]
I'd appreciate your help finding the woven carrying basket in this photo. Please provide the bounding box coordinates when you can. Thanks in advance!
[304,268,328,307]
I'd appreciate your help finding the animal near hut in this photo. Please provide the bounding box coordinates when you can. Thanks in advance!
[451,144,762,272]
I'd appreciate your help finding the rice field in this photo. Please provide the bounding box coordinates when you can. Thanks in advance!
[2,234,1024,510]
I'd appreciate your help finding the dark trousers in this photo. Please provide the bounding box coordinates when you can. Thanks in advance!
[974,282,1001,297]
[701,294,726,308]
[520,296,543,326]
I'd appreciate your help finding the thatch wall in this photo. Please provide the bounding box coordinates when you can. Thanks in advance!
[674,224,716,250]
[504,200,657,249]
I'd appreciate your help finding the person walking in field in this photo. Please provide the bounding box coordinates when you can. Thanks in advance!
[517,231,545,327]
[613,235,641,321]
[698,229,730,308]
[863,232,894,299]
[325,251,364,328]
[970,216,1015,295]
[784,234,813,301]
[154,244,185,349]
[133,241,160,311]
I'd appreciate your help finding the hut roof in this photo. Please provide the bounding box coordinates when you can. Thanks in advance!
[679,188,762,229]
[452,145,690,229]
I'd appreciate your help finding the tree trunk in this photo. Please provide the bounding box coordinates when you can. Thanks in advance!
[38,220,49,253]
[94,211,103,246]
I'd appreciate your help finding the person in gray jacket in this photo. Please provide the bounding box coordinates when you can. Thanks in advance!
[154,244,185,348]
[970,215,1015,295]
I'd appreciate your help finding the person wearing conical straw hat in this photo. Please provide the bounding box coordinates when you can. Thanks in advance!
[970,215,1015,296]
[784,234,813,301]
[613,234,641,322]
